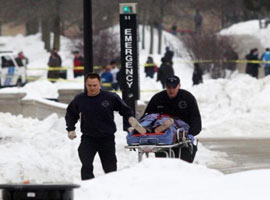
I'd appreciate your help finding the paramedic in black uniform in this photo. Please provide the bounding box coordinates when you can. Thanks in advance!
[65,73,134,180]
[143,75,202,163]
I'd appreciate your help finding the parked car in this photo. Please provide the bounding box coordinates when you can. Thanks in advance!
[0,51,27,88]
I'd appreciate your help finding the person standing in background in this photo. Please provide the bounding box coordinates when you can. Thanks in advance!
[194,9,203,34]
[192,63,203,85]
[157,57,174,88]
[47,48,62,82]
[144,56,157,78]
[101,65,113,91]
[164,46,174,66]
[261,48,270,76]
[245,48,260,78]
[15,51,29,67]
[110,60,119,90]
[73,51,84,78]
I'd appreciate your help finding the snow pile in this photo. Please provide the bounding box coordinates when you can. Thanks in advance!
[220,19,270,49]
[191,74,270,138]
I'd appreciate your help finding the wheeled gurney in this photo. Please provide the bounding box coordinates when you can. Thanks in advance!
[125,128,197,162]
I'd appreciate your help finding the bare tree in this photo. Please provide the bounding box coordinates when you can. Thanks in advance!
[0,0,84,51]
[183,32,236,78]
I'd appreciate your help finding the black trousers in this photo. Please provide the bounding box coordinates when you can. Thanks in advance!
[155,144,197,163]
[78,135,117,180]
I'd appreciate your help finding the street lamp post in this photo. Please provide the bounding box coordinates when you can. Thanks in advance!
[83,0,93,76]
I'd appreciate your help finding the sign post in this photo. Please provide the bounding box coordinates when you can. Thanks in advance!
[83,0,93,76]
[119,3,140,116]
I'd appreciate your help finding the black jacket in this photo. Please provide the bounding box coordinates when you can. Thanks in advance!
[143,90,202,136]
[65,90,133,137]
[157,63,174,83]
[164,50,174,63]
[245,53,260,78]
[192,66,203,85]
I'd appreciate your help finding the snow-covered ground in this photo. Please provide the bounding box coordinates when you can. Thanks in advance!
[220,19,270,49]
[0,20,270,200]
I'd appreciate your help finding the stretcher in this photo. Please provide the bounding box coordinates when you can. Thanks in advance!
[125,129,197,162]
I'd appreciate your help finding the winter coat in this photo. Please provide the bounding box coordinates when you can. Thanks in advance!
[144,62,156,78]
[261,51,270,68]
[192,66,203,85]
[245,53,260,78]
[143,89,201,136]
[101,71,113,91]
[157,62,174,87]
[164,50,174,64]
[73,56,84,76]
[47,54,62,80]
[65,90,134,137]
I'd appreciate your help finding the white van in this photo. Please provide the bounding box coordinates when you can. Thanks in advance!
[0,51,27,87]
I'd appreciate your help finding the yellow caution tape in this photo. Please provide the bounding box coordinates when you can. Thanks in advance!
[140,59,270,66]
[143,63,157,67]
[27,65,103,71]
[101,82,112,87]
[27,60,270,72]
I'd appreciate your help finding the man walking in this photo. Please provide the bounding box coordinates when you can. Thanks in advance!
[65,73,134,180]
[143,75,202,163]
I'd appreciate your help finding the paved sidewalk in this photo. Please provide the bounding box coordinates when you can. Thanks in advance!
[200,138,270,174]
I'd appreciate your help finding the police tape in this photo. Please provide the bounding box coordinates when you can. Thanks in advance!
[144,63,157,67]
[27,66,102,71]
[142,59,270,65]
[26,76,83,82]
[27,59,270,72]
[188,59,270,64]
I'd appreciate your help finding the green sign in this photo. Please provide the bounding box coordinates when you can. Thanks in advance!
[123,5,133,14]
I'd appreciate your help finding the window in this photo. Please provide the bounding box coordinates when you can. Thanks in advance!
[1,56,15,68]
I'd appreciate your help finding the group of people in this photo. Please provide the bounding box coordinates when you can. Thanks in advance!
[100,61,119,91]
[245,48,270,78]
[65,73,202,180]
[44,46,270,85]
[144,46,175,88]
[46,48,123,91]
[47,49,85,82]
[46,46,202,88]
[144,46,203,87]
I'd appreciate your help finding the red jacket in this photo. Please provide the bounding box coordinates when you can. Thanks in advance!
[73,56,84,72]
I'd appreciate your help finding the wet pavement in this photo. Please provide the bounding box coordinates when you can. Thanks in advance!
[200,138,270,174]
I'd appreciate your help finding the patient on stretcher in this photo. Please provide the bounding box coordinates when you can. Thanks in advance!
[127,113,190,145]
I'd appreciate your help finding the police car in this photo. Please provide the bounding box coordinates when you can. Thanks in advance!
[0,51,27,87]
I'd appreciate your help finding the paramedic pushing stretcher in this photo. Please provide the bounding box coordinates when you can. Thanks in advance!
[65,73,134,180]
[143,75,202,163]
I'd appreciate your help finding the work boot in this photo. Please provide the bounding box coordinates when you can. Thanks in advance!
[154,118,174,133]
[128,117,146,134]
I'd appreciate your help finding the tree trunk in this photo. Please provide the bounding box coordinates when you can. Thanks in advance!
[25,19,39,35]
[142,24,145,50]
[141,9,146,50]
[53,15,61,50]
[158,26,162,54]
[157,0,164,54]
[149,22,154,54]
[41,18,51,52]
[52,0,61,50]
